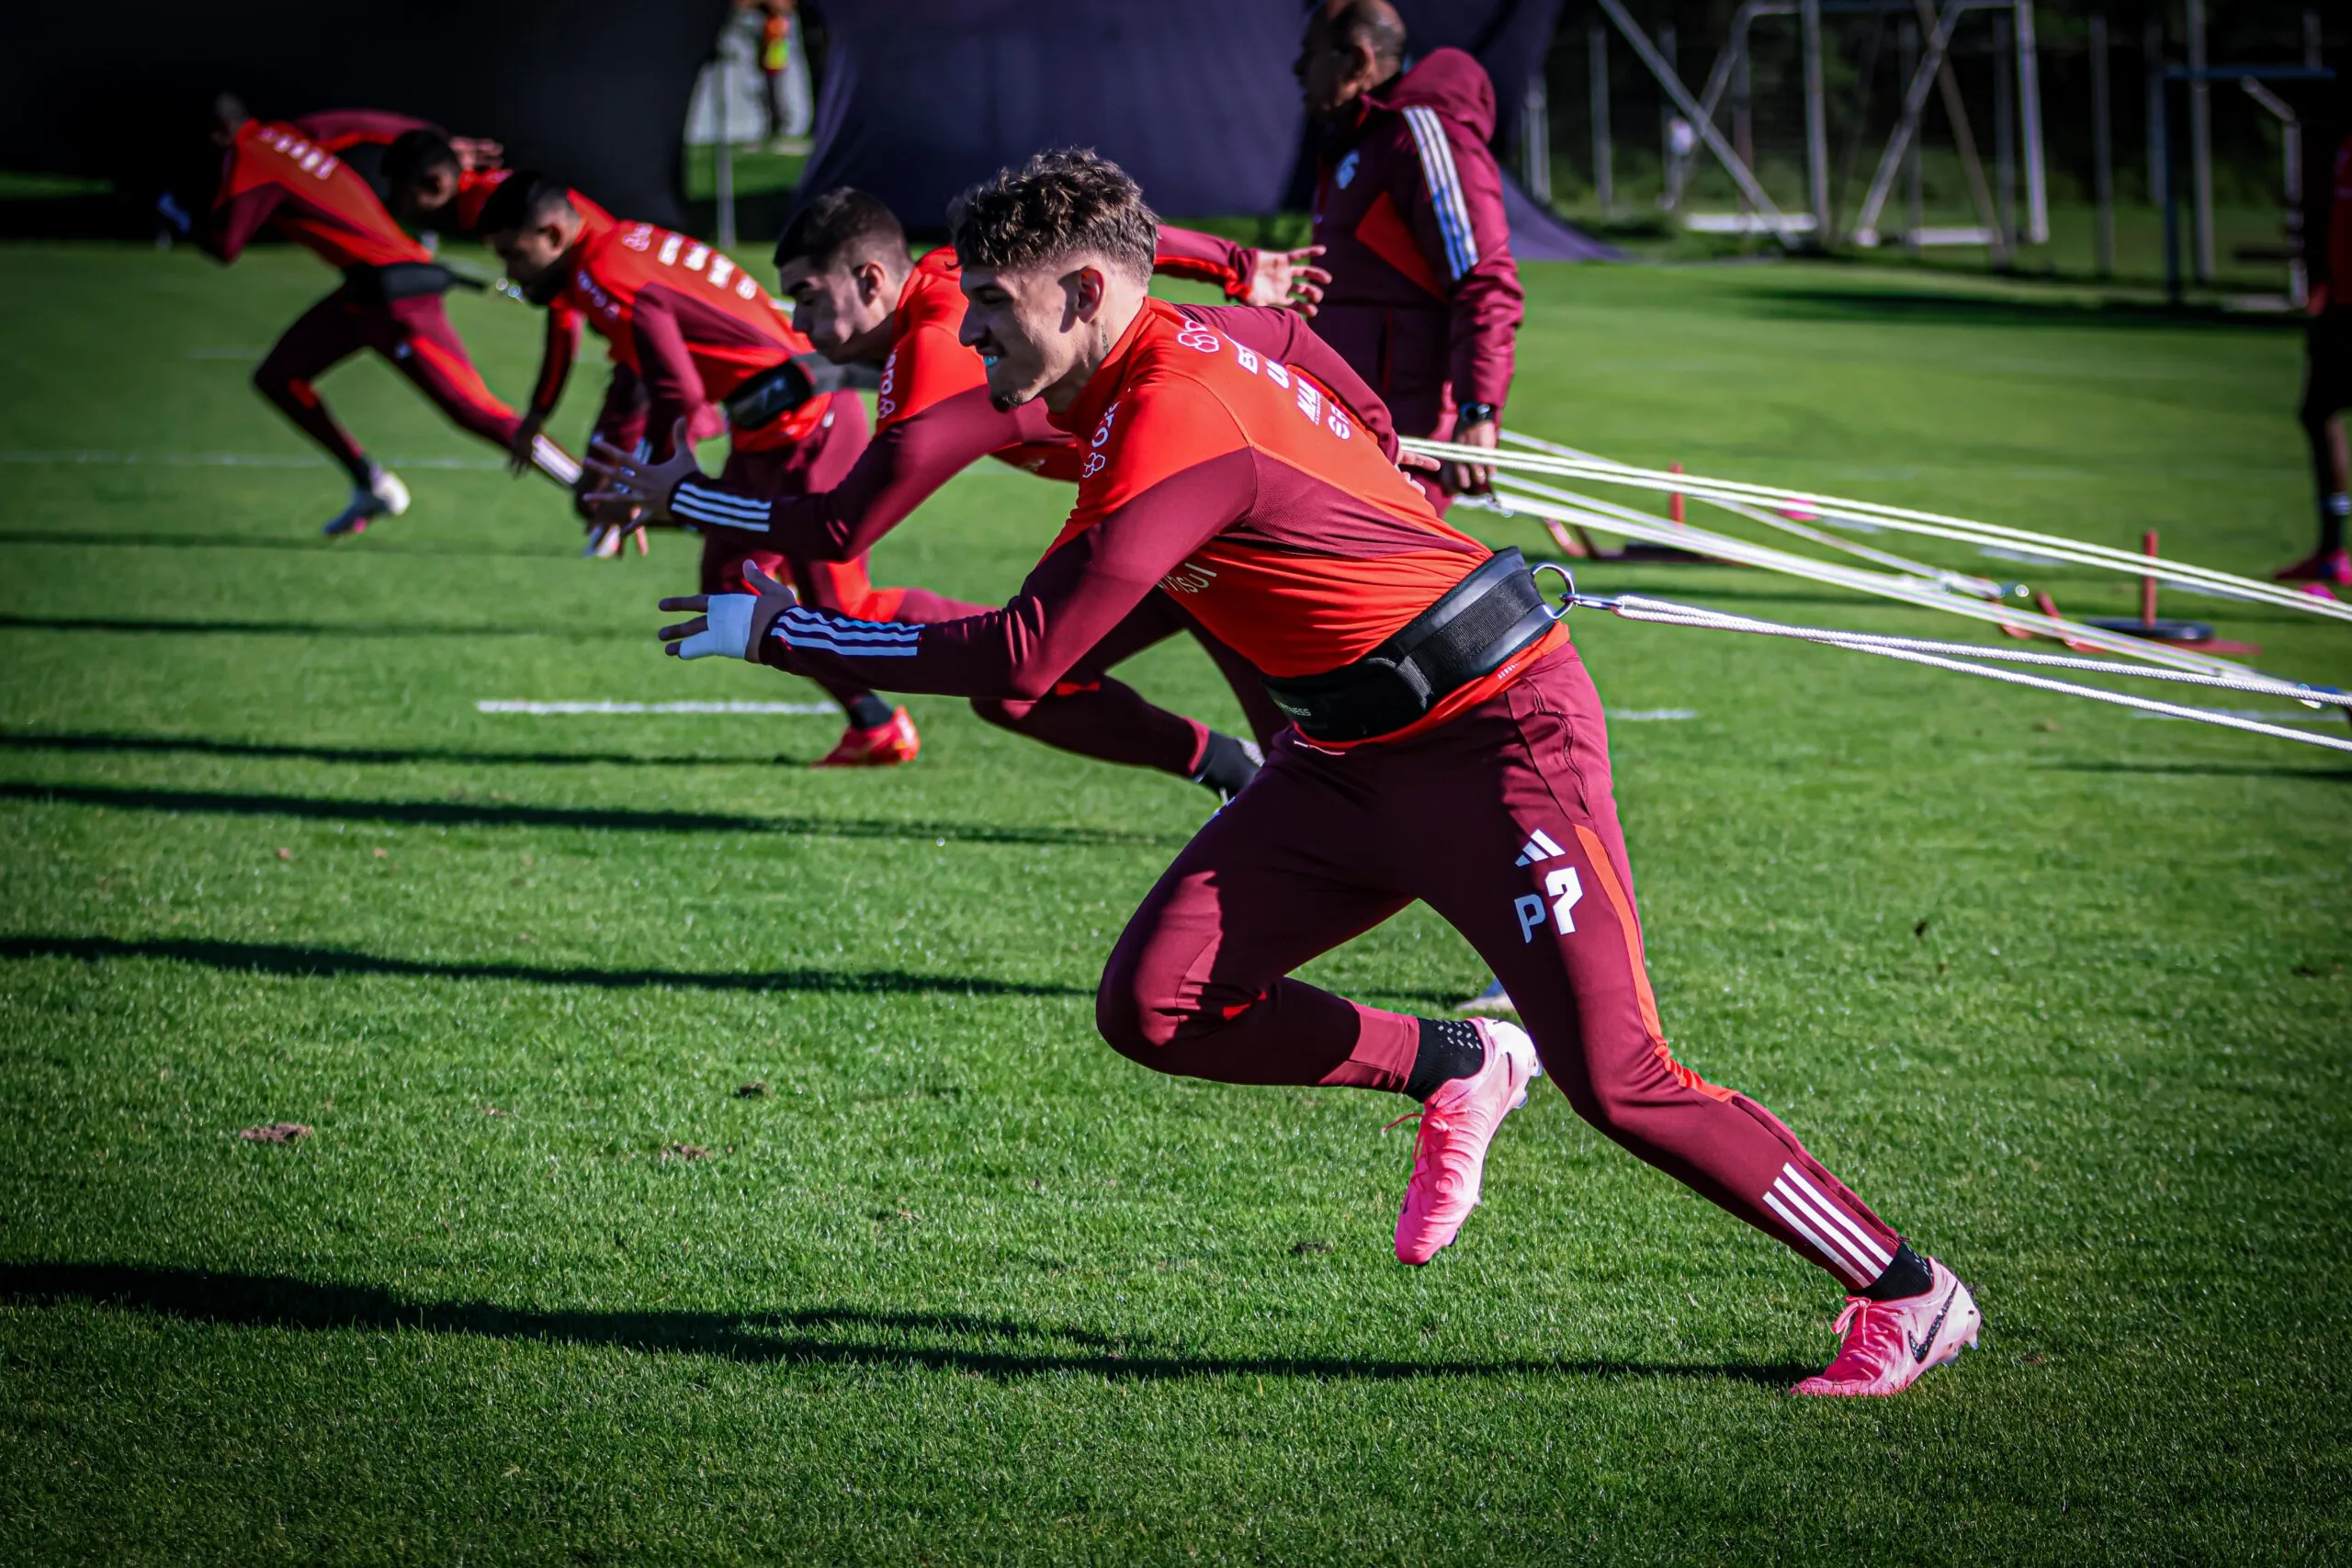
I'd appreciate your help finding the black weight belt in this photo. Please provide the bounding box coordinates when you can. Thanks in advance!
[1261,547,1558,744]
[723,353,847,431]
[341,261,482,305]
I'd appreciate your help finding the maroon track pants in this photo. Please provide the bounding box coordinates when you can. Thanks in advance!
[254,288,520,483]
[1096,641,1905,1288]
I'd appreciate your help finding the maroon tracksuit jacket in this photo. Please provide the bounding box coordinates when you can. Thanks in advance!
[740,299,1909,1291]
[1308,49,1525,455]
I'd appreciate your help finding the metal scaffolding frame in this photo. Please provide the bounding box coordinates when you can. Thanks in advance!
[1599,0,2049,254]
[2149,62,2334,305]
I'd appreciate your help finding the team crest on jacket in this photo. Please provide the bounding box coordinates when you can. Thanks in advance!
[1336,151,1360,188]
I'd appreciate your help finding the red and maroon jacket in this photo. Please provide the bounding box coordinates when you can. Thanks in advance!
[198,116,434,271]
[752,298,1563,748]
[666,233,1395,558]
[1307,48,1524,440]
[543,218,842,459]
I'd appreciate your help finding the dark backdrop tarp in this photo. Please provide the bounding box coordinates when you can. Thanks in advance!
[795,0,1616,260]
[0,0,727,234]
[795,0,1309,231]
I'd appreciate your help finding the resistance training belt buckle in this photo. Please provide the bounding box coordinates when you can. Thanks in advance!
[1532,561,1577,620]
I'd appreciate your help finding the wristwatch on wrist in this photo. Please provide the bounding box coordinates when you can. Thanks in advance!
[1456,402,1498,429]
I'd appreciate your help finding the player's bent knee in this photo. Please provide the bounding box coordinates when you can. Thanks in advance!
[968,697,1038,730]
[1092,947,1192,1064]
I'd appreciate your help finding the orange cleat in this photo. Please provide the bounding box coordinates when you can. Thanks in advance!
[813,706,921,767]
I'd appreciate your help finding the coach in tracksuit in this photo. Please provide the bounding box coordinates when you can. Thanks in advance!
[1295,0,1524,508]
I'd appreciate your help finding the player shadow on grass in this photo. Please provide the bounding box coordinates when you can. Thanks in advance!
[0,1261,1809,1387]
[1743,286,2302,333]
[0,527,583,560]
[0,612,642,639]
[0,781,1184,849]
[0,728,820,771]
[3,934,1472,1011]
[0,933,1091,999]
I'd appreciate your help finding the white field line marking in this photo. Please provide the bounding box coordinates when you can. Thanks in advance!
[2128,706,2348,726]
[0,450,504,470]
[478,699,837,716]
[1606,708,1699,721]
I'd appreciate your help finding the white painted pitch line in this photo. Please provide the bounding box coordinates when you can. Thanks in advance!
[2128,706,2348,726]
[1606,708,1699,722]
[478,699,838,716]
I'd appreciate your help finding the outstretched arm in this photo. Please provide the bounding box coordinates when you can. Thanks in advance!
[1154,224,1328,314]
[596,385,1048,559]
[660,450,1254,700]
[290,109,440,152]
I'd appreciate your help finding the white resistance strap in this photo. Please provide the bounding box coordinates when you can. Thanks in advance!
[1497,428,2013,602]
[1466,479,2263,683]
[1408,435,2352,628]
[1546,580,2352,755]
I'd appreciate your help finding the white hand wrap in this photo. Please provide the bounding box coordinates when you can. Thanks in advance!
[674,593,756,660]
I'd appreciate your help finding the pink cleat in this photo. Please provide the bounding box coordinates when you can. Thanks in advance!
[1393,1018,1541,1265]
[2274,547,2352,587]
[1792,1257,1981,1397]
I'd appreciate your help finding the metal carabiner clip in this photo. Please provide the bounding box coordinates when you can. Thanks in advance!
[1532,560,1578,621]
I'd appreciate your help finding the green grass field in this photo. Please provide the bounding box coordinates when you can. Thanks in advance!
[2,243,2347,1564]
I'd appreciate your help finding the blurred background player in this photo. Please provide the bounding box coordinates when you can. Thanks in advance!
[2280,112,2352,591]
[380,133,628,531]
[753,0,813,149]
[166,95,578,536]
[586,186,1334,796]
[481,172,979,766]
[1295,0,1523,507]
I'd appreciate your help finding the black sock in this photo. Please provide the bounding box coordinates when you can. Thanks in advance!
[1403,1017,1487,1101]
[843,694,895,730]
[2322,495,2348,556]
[1859,1241,1933,1302]
[1190,731,1261,801]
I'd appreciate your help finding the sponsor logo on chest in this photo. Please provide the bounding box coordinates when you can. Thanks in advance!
[1171,324,1355,443]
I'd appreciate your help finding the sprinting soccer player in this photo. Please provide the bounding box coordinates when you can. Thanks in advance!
[659,152,1977,1396]
[2278,121,2352,590]
[587,187,1340,793]
[381,134,612,479]
[171,96,579,535]
[1294,1,1522,509]
[480,172,992,766]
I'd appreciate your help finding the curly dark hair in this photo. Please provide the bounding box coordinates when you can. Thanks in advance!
[946,149,1158,285]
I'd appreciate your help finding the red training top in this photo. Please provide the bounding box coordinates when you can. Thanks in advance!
[544,219,830,455]
[1307,48,1524,436]
[198,117,430,270]
[755,297,1563,746]
[666,231,1379,556]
